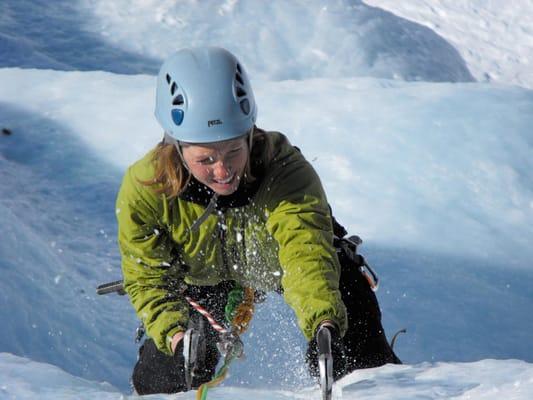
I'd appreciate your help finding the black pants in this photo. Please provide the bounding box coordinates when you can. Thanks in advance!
[132,250,400,394]
[336,247,401,373]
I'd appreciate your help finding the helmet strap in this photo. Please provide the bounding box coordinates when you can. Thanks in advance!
[248,127,254,154]
[163,132,190,171]
[174,143,190,172]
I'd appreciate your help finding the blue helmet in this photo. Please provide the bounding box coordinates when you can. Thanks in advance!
[155,47,257,144]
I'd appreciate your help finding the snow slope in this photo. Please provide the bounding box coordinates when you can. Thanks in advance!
[79,0,475,83]
[1,67,532,393]
[0,0,158,74]
[1,353,533,399]
[365,0,533,89]
[1,0,532,398]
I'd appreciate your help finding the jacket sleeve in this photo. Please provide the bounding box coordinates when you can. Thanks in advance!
[263,140,348,341]
[116,167,189,354]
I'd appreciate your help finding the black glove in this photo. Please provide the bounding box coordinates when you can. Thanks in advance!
[305,323,347,381]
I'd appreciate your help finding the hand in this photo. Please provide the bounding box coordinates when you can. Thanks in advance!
[305,321,347,381]
[171,331,185,354]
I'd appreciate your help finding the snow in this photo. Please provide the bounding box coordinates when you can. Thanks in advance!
[364,0,533,89]
[1,353,532,399]
[2,69,531,264]
[78,0,475,83]
[1,0,533,398]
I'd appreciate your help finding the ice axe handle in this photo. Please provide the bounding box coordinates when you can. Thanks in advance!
[96,280,126,295]
[317,326,333,400]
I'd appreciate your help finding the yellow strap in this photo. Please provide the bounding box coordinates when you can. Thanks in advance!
[196,368,229,400]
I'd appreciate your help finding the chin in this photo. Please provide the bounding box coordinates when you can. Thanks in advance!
[212,185,239,196]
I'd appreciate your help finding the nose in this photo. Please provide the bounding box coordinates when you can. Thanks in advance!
[212,160,232,179]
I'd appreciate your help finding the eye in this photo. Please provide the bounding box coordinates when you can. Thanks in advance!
[229,147,243,155]
[198,156,216,165]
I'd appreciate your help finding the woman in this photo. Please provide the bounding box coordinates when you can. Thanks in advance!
[116,46,400,395]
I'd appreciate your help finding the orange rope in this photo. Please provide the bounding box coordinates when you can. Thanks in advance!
[231,287,255,334]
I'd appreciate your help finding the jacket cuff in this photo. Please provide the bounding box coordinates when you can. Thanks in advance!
[310,317,337,339]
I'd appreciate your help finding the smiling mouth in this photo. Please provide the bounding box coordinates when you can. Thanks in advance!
[213,174,235,185]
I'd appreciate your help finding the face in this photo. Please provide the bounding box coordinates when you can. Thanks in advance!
[181,137,249,196]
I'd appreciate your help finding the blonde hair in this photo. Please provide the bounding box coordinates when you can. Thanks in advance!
[141,126,273,199]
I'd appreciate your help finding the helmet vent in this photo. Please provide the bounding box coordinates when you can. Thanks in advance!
[170,82,178,96]
[166,74,171,84]
[236,63,242,74]
[235,73,244,86]
[236,86,246,98]
[172,94,184,106]
[240,99,250,115]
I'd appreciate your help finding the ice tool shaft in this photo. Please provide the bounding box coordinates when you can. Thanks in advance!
[317,326,334,400]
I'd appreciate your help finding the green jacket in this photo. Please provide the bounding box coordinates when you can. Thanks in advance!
[116,131,347,354]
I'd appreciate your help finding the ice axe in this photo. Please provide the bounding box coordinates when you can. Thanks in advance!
[317,325,334,400]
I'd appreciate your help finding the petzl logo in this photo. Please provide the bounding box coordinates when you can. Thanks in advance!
[208,119,223,127]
